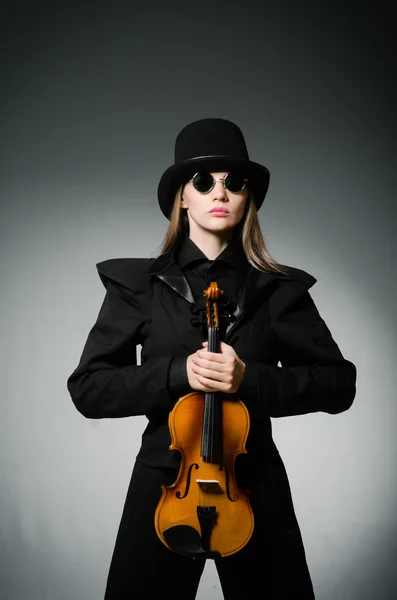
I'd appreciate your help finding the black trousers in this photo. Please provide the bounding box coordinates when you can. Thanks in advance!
[104,460,315,599]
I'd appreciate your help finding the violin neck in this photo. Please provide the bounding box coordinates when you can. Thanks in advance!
[201,327,223,464]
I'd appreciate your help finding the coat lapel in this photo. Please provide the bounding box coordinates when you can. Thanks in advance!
[147,250,196,304]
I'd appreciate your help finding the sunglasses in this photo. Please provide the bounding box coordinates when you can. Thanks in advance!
[188,172,248,194]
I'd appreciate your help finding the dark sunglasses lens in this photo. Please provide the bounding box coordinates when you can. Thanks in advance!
[225,172,246,192]
[192,173,213,192]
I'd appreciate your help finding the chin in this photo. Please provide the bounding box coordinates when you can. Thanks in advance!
[207,224,235,235]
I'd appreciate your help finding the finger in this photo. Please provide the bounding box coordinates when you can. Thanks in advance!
[192,359,225,377]
[193,357,225,373]
[192,354,222,369]
[196,373,226,391]
[193,365,225,380]
[218,341,236,356]
[197,349,226,363]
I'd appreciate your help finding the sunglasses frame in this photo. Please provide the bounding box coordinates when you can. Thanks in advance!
[188,172,248,194]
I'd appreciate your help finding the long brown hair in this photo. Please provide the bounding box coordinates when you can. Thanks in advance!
[154,186,289,276]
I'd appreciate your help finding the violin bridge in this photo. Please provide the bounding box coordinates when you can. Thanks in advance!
[196,479,223,494]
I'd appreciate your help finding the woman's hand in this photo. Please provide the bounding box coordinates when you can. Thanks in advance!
[186,341,246,393]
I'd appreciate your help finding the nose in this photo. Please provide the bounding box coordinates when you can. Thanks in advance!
[212,179,228,201]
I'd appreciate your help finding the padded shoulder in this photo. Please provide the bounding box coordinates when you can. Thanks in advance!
[96,257,153,292]
[270,264,318,318]
[279,265,317,288]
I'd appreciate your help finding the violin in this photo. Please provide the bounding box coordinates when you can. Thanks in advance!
[154,281,254,558]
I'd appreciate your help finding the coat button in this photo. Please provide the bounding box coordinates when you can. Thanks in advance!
[189,304,200,315]
[190,318,201,327]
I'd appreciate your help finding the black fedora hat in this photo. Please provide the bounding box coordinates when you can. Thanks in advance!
[157,118,270,220]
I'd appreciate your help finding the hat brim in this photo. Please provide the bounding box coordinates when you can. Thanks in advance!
[157,155,270,219]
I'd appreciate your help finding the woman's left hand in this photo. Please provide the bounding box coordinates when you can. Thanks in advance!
[191,341,246,394]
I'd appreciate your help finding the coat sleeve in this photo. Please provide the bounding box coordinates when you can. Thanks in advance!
[66,258,175,420]
[238,271,357,419]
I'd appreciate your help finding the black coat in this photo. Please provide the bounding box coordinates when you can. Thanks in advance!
[67,248,357,591]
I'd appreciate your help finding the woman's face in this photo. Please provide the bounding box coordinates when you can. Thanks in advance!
[181,172,248,238]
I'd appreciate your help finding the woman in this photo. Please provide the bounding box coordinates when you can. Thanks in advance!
[67,118,357,599]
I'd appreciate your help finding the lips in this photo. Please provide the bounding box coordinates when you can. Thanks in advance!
[210,208,229,214]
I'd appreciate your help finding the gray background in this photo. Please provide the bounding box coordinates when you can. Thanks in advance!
[1,1,396,598]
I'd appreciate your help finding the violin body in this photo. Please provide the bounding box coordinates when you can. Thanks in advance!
[154,282,254,558]
[154,391,254,558]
